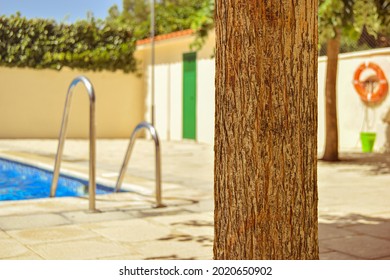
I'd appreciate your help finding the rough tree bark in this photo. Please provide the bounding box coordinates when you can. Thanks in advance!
[214,1,319,259]
[322,30,340,161]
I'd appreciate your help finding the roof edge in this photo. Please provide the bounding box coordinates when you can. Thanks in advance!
[136,29,194,46]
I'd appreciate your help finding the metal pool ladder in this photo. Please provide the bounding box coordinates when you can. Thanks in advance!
[115,121,164,208]
[50,76,97,212]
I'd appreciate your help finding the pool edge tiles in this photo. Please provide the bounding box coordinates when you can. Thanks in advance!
[0,157,115,201]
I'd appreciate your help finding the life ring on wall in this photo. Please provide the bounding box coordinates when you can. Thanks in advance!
[353,62,388,104]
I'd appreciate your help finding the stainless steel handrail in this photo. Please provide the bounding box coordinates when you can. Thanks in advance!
[50,76,97,212]
[115,121,164,208]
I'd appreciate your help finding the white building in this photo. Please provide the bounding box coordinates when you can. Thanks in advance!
[136,30,390,153]
[136,29,216,144]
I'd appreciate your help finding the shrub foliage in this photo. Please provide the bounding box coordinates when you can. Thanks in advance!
[0,14,137,72]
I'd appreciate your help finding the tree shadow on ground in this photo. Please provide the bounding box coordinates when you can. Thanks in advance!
[319,152,390,175]
[151,219,213,258]
[320,213,388,225]
[145,255,196,260]
[158,233,213,245]
[319,213,390,260]
[157,219,213,246]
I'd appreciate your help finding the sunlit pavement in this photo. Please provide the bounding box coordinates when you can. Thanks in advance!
[0,139,389,259]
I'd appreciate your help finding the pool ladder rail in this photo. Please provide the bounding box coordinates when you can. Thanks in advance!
[50,76,164,211]
[50,76,97,212]
[116,121,165,208]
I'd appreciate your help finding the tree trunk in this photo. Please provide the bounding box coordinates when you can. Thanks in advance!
[322,30,340,161]
[214,1,319,259]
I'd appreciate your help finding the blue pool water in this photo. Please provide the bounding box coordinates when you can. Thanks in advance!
[0,158,112,201]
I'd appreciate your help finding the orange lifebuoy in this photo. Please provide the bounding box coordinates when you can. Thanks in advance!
[353,62,388,104]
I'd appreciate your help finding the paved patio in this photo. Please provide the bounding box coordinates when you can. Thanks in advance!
[0,139,389,259]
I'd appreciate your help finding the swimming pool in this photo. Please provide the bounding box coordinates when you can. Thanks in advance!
[0,157,113,201]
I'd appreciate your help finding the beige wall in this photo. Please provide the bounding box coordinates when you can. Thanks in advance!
[0,66,144,138]
[0,31,215,141]
[4,32,387,153]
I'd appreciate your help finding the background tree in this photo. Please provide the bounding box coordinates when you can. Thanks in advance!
[107,0,150,38]
[214,1,319,259]
[106,0,212,41]
[319,0,389,161]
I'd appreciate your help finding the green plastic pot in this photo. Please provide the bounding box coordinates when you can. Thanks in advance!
[360,132,376,153]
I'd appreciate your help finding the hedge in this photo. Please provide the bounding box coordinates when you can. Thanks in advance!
[0,14,137,72]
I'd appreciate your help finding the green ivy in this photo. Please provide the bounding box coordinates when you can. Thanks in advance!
[0,14,138,72]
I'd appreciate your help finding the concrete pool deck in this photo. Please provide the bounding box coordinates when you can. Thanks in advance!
[0,139,389,260]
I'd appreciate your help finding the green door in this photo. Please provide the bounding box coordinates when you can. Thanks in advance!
[183,52,197,140]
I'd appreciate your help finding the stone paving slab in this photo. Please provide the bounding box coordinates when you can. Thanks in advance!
[320,251,360,260]
[128,207,193,219]
[318,224,358,240]
[8,225,99,245]
[28,237,136,260]
[92,219,173,243]
[130,240,212,260]
[99,253,146,260]
[346,222,390,240]
[181,199,214,213]
[0,140,390,260]
[320,235,390,259]
[3,251,43,260]
[0,239,31,259]
[0,213,71,231]
[147,213,213,226]
[151,217,214,237]
[62,210,134,224]
[0,197,89,217]
[319,246,332,254]
[0,230,10,239]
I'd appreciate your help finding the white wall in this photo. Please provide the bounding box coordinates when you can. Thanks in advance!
[155,64,169,140]
[138,31,215,143]
[139,33,390,153]
[197,59,215,144]
[318,49,390,154]
[169,63,183,141]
